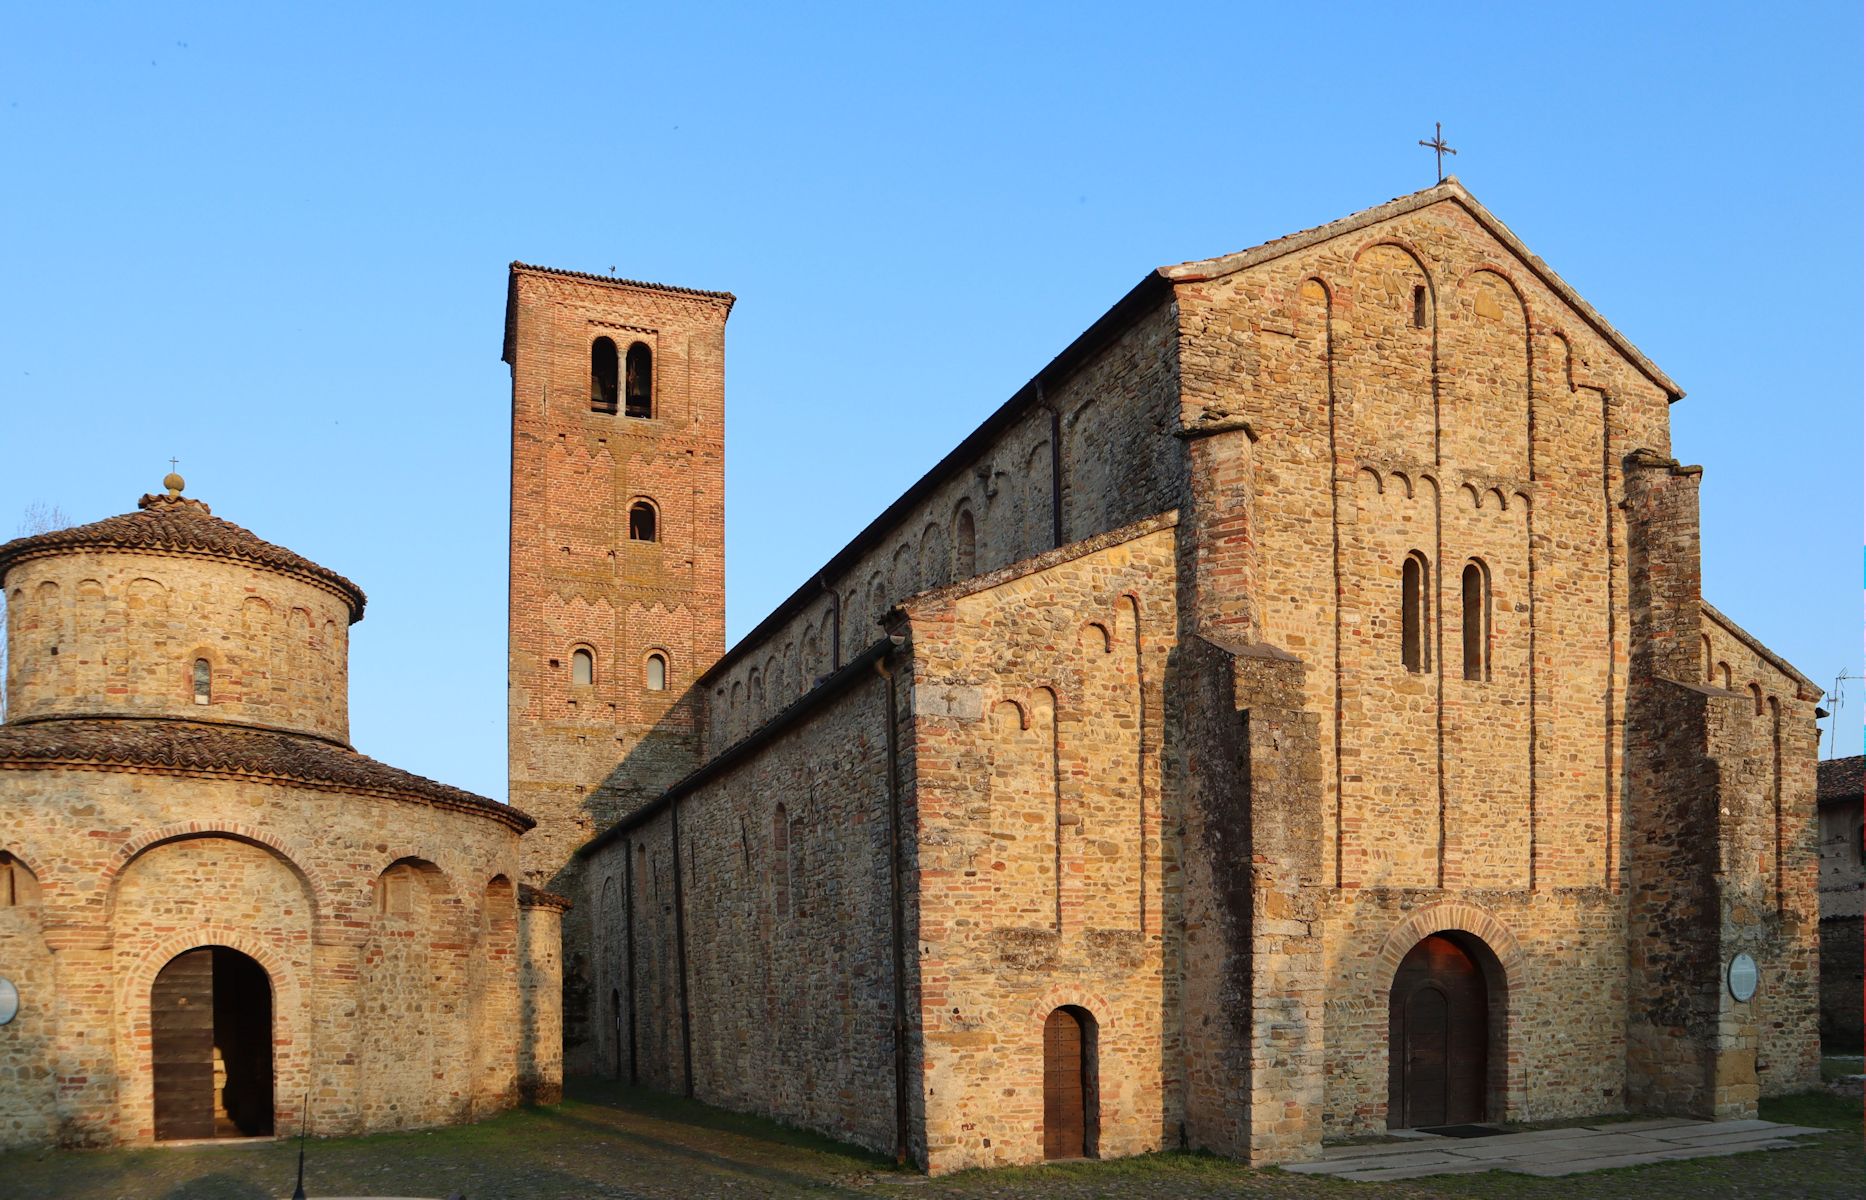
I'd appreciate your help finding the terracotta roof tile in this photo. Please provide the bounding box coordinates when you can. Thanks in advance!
[518,883,573,911]
[0,716,530,831]
[1819,755,1864,804]
[0,493,366,619]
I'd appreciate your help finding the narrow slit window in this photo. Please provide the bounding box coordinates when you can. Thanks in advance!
[591,337,619,414]
[628,500,658,542]
[1461,561,1489,681]
[624,342,653,418]
[1412,285,1428,329]
[773,804,790,919]
[955,507,977,576]
[1402,552,1430,673]
[572,648,594,687]
[192,658,211,704]
[645,653,667,692]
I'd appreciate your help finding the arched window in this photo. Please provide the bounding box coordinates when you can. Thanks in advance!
[645,652,667,692]
[1402,552,1430,673]
[572,648,594,687]
[955,506,977,576]
[628,500,658,542]
[1703,635,1714,681]
[192,658,211,704]
[1461,560,1490,681]
[1717,662,1732,690]
[625,342,653,418]
[590,337,619,414]
[0,851,41,907]
[772,804,790,919]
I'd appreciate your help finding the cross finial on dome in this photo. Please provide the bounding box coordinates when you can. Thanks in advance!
[163,460,185,499]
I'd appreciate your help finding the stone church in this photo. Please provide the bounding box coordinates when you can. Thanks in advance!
[0,478,565,1148]
[512,179,1823,1173]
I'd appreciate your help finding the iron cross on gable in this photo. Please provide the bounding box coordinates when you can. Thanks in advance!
[1419,122,1456,183]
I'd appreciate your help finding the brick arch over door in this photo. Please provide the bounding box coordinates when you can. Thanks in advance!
[115,924,309,1144]
[102,822,343,944]
[1374,902,1529,1122]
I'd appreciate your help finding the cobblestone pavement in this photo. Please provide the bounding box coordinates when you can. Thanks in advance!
[4,1083,1859,1200]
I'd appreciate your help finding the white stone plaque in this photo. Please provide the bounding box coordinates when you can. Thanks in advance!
[0,977,17,1026]
[1727,952,1759,1002]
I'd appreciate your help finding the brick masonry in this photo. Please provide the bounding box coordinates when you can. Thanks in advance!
[518,181,1823,1173]
[503,265,730,1071]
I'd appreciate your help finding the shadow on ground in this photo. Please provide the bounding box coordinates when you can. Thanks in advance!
[2,1080,1859,1200]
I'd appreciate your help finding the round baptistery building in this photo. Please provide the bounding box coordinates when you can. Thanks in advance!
[0,477,564,1148]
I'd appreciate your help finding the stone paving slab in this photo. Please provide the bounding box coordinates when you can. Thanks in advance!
[1660,1122,1828,1143]
[1508,1140,1798,1177]
[1581,1117,1707,1133]
[1334,1160,1499,1182]
[1293,1118,1826,1182]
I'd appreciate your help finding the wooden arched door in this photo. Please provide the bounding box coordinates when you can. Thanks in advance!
[152,947,274,1140]
[1043,1007,1091,1160]
[1388,934,1488,1128]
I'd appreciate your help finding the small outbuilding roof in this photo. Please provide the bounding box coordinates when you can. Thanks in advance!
[0,715,532,832]
[0,485,367,621]
[1818,755,1864,806]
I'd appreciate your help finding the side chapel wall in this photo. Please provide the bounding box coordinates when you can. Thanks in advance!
[904,520,1177,1173]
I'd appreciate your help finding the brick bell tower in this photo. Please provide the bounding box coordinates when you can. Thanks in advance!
[503,263,731,1058]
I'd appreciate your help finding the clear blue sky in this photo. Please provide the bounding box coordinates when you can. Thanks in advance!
[3,3,1860,800]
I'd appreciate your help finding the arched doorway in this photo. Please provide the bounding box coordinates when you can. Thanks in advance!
[1042,1006,1096,1160]
[1388,934,1489,1129]
[152,946,274,1140]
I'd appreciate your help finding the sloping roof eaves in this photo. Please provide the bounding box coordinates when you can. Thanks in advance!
[1701,600,1820,697]
[582,637,895,858]
[0,715,533,832]
[1159,179,1684,402]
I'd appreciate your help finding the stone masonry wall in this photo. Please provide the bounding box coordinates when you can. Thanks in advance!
[582,667,907,1159]
[0,764,535,1149]
[5,550,352,741]
[1818,786,1863,1050]
[902,519,1178,1173]
[1700,605,1823,1094]
[1167,192,1694,1144]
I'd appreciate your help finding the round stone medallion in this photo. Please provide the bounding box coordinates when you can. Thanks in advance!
[1727,952,1759,1003]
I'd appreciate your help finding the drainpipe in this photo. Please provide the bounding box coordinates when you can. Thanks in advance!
[877,648,910,1165]
[670,799,695,1098]
[623,836,638,1085]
